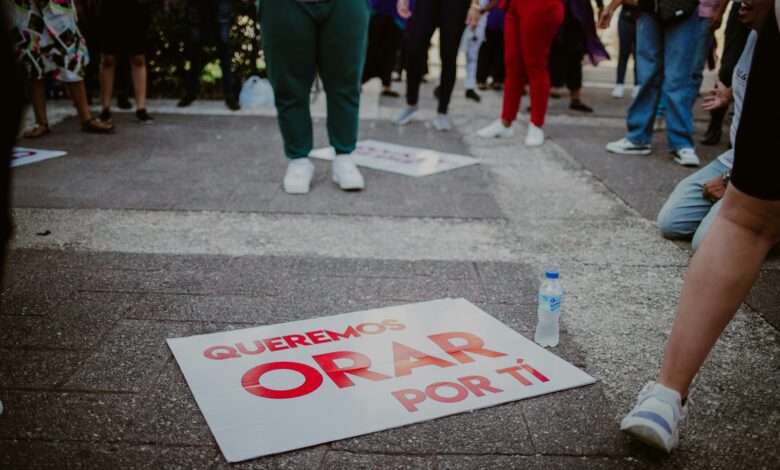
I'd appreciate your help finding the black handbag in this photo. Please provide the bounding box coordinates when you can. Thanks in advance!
[654,0,699,24]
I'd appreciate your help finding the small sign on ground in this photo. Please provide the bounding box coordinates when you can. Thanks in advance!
[11,147,67,167]
[309,140,479,177]
[168,298,595,462]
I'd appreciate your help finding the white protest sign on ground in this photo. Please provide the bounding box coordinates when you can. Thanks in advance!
[11,147,67,167]
[168,298,595,463]
[309,140,479,177]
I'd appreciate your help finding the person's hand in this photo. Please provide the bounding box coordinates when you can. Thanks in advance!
[702,176,727,202]
[598,8,614,29]
[397,0,413,19]
[701,78,731,111]
[466,4,482,30]
[624,0,639,6]
[709,11,724,32]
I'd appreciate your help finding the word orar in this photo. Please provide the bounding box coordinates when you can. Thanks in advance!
[241,331,506,399]
[204,319,405,360]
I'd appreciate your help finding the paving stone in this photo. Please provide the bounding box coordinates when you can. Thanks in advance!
[0,350,83,389]
[747,269,780,330]
[322,451,435,469]
[0,441,219,469]
[1,268,93,316]
[522,384,629,456]
[216,256,296,296]
[475,261,541,305]
[378,277,485,303]
[128,364,216,446]
[50,250,172,272]
[437,455,642,469]
[211,446,327,469]
[0,292,141,349]
[82,269,224,295]
[290,258,477,280]
[332,402,534,454]
[161,253,236,273]
[0,391,138,441]
[63,320,192,392]
[128,293,273,324]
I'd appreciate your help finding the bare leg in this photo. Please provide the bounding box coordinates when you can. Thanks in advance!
[570,89,581,102]
[657,185,780,398]
[65,81,94,123]
[100,53,117,111]
[29,79,48,125]
[129,54,147,110]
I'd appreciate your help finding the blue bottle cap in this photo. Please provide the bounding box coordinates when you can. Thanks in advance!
[545,270,559,279]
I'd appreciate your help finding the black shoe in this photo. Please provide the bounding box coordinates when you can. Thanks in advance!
[490,81,503,91]
[381,89,400,98]
[117,94,132,110]
[570,100,593,113]
[700,125,722,146]
[433,86,440,99]
[550,91,563,99]
[225,97,240,111]
[477,82,488,91]
[465,89,481,102]
[98,108,112,123]
[136,108,154,124]
[177,94,196,107]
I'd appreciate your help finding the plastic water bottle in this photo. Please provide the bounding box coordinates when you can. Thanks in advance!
[535,270,562,347]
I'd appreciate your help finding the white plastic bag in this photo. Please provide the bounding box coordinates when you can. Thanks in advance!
[239,76,275,108]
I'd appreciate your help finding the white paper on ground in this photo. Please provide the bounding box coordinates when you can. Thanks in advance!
[11,147,67,167]
[309,140,479,177]
[168,298,595,463]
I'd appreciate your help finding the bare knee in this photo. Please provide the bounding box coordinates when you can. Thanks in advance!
[129,55,146,69]
[101,54,117,68]
[719,187,780,242]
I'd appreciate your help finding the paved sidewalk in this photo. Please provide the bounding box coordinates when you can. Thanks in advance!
[2,81,779,469]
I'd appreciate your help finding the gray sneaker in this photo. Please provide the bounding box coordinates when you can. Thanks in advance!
[392,107,419,126]
[432,113,452,132]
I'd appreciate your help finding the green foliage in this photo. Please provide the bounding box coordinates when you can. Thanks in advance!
[147,0,263,97]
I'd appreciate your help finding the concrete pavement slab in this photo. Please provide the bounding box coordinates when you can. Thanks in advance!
[321,452,434,469]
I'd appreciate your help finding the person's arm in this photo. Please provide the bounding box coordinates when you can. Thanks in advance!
[397,0,412,19]
[709,0,730,32]
[701,78,734,111]
[467,0,500,28]
[598,0,623,29]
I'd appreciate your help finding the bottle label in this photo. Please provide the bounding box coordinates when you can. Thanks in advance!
[539,294,561,313]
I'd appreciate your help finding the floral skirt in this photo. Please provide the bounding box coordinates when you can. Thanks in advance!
[6,0,90,82]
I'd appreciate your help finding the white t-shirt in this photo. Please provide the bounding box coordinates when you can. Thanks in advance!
[718,30,758,169]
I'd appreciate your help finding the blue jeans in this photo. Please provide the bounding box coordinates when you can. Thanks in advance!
[185,0,236,99]
[616,7,637,85]
[656,158,728,251]
[627,12,698,152]
[656,16,711,119]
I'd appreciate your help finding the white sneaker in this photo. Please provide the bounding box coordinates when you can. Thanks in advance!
[332,156,365,191]
[283,158,315,195]
[632,85,641,99]
[621,382,688,454]
[606,138,652,155]
[477,119,514,138]
[392,107,419,126]
[674,148,700,167]
[611,84,625,98]
[432,113,452,132]
[525,123,545,147]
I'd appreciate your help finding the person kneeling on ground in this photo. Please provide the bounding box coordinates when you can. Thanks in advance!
[656,1,762,250]
[258,0,369,195]
[620,0,780,454]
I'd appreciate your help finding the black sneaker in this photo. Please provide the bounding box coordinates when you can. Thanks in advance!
[225,97,240,111]
[570,100,594,113]
[98,108,112,123]
[465,89,481,102]
[117,94,132,110]
[136,108,154,124]
[381,89,400,98]
[177,94,196,107]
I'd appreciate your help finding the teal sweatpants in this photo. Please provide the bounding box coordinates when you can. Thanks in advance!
[258,0,369,159]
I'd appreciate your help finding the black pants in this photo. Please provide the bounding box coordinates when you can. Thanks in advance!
[363,14,403,87]
[548,7,585,93]
[405,0,470,114]
[711,2,751,126]
[477,28,505,84]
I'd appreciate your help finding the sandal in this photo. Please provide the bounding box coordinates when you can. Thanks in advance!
[81,118,114,134]
[22,122,50,139]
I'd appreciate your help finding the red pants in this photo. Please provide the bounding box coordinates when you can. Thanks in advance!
[501,0,564,127]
